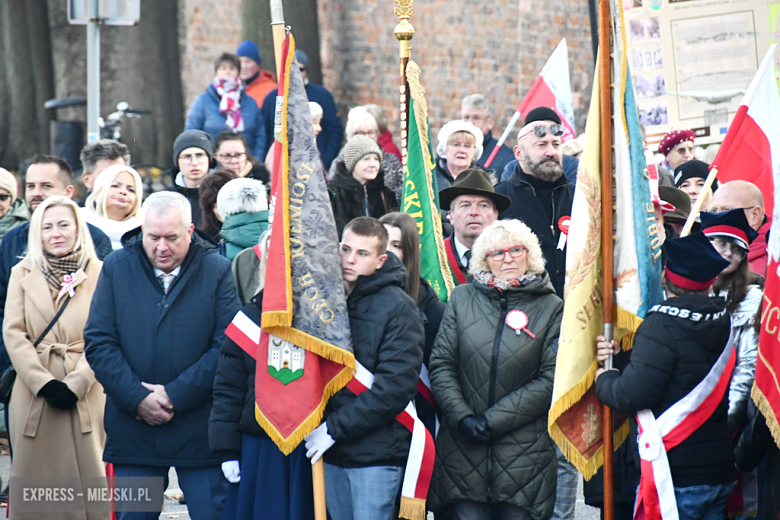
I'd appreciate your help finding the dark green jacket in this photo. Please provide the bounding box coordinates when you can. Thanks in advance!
[428,272,562,518]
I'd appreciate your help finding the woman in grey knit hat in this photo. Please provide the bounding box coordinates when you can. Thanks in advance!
[327,135,398,238]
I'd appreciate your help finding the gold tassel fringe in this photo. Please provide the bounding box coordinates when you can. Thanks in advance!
[405,60,456,300]
[399,496,427,520]
[615,306,643,334]
[548,361,630,479]
[265,326,356,369]
[255,366,354,455]
[549,362,599,431]
[751,382,780,449]
[549,414,630,481]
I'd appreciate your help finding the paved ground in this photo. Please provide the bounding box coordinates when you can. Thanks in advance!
[0,452,598,520]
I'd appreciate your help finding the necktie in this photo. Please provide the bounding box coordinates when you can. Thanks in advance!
[159,273,175,294]
[464,250,472,266]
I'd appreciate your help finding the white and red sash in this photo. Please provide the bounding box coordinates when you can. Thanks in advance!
[347,361,435,520]
[226,311,435,520]
[634,329,736,520]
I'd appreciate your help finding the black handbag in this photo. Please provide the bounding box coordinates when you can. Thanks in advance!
[0,295,72,405]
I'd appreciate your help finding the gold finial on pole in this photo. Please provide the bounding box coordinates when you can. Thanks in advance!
[395,0,415,165]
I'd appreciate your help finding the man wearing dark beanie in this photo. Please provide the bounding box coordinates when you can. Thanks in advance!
[171,129,214,228]
[499,107,580,183]
[495,106,578,520]
[236,40,277,106]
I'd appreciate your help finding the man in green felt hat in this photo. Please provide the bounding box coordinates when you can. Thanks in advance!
[439,169,512,283]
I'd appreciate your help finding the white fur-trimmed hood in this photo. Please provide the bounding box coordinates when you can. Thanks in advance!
[217,177,268,217]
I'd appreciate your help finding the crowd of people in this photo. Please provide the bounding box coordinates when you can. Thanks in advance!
[0,38,774,520]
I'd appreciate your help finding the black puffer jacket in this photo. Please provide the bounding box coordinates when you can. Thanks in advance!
[418,278,446,366]
[172,176,203,228]
[596,294,735,487]
[209,291,266,459]
[429,272,562,519]
[324,253,425,467]
[327,162,398,238]
[416,278,445,433]
[494,165,574,297]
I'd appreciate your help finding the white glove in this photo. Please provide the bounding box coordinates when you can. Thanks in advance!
[221,460,241,483]
[304,422,335,464]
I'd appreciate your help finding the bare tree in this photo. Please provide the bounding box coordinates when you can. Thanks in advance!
[0,0,55,171]
[0,0,184,172]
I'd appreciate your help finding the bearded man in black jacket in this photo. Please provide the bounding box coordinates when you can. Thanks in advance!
[596,233,737,520]
[494,107,573,298]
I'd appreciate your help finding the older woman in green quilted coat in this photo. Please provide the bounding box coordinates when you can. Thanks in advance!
[429,219,562,520]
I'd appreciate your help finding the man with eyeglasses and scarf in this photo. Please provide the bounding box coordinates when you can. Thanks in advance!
[495,107,578,520]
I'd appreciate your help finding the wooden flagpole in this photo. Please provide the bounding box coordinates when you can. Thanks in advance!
[268,4,326,518]
[680,167,719,237]
[597,0,615,517]
[394,0,415,165]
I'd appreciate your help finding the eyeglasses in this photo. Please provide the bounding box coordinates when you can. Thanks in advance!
[179,152,208,163]
[0,194,11,201]
[708,206,755,214]
[299,67,307,73]
[216,152,247,162]
[519,124,564,139]
[448,142,474,150]
[709,238,745,258]
[353,129,378,137]
[487,245,526,261]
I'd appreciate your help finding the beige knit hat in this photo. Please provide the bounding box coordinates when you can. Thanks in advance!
[342,136,382,172]
[0,168,17,204]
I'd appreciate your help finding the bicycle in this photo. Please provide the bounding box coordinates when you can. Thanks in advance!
[43,99,172,195]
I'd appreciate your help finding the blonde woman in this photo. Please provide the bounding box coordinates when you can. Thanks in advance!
[5,196,106,519]
[82,164,143,250]
[429,219,562,519]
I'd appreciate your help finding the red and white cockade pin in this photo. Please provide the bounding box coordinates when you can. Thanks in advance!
[60,273,76,298]
[505,310,536,338]
[557,216,570,251]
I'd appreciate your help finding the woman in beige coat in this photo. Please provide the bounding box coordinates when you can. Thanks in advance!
[4,195,107,519]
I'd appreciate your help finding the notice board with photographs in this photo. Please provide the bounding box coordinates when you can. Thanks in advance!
[624,0,780,146]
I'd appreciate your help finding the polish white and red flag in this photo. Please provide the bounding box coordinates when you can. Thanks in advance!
[712,44,780,216]
[518,38,576,142]
[484,39,575,168]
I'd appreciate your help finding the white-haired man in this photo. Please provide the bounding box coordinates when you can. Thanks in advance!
[461,94,515,175]
[85,191,241,520]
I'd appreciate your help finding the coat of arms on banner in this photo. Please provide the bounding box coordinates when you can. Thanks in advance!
[268,335,305,384]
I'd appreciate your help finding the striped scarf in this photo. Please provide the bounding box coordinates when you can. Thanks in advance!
[43,248,82,294]
[212,77,245,132]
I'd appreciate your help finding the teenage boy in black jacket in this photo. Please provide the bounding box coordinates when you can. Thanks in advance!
[595,233,736,520]
[304,216,424,520]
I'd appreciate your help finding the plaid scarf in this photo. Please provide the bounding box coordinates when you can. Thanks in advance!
[471,270,535,291]
[212,77,245,132]
[43,248,82,294]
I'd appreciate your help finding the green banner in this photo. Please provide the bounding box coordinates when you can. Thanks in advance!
[402,61,455,302]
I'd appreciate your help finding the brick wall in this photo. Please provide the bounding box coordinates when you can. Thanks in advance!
[177,0,595,149]
[317,0,595,149]
[178,0,243,113]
